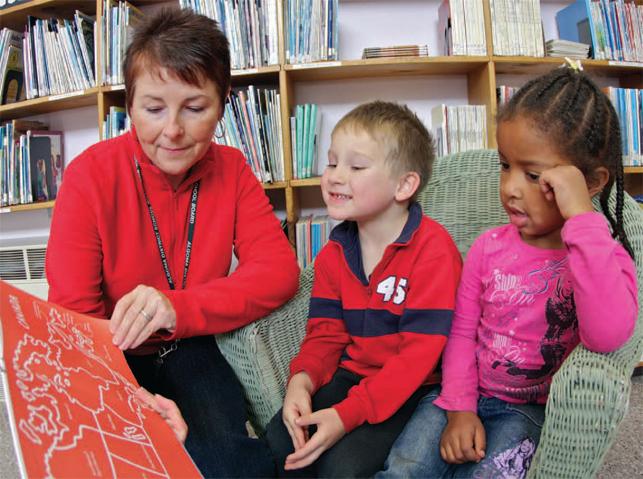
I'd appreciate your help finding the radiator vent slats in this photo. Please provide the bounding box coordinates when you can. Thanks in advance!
[0,246,47,281]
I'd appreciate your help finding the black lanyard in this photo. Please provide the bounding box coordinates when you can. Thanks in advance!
[134,158,199,290]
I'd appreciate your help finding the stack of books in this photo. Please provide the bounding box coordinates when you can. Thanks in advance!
[362,44,429,59]
[496,85,520,106]
[101,0,143,86]
[556,1,643,62]
[296,215,332,269]
[180,0,279,69]
[431,104,488,157]
[489,0,545,57]
[21,12,97,99]
[0,28,24,104]
[290,103,322,180]
[103,106,129,139]
[438,0,487,56]
[285,0,338,64]
[217,86,285,184]
[0,120,64,207]
[603,87,642,167]
[545,39,590,58]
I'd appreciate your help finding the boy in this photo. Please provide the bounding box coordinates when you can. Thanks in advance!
[264,101,463,477]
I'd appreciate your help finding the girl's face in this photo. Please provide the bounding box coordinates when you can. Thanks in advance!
[497,116,574,249]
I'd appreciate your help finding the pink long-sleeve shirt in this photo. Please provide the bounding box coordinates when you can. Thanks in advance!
[435,212,637,412]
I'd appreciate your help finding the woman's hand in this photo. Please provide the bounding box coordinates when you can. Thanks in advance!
[538,165,595,220]
[110,285,176,350]
[440,411,486,464]
[282,372,314,451]
[284,407,346,470]
[135,387,187,443]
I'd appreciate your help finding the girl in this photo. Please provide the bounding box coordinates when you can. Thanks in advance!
[377,64,638,478]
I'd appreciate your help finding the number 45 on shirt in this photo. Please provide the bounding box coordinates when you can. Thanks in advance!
[376,276,407,305]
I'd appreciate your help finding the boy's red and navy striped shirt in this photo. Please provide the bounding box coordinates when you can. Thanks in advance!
[289,202,463,432]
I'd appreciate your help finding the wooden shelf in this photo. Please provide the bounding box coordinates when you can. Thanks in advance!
[0,200,55,214]
[0,88,100,120]
[291,177,321,187]
[624,167,643,174]
[262,181,288,190]
[284,57,490,82]
[493,56,643,76]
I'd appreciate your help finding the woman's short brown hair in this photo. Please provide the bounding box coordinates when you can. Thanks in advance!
[124,8,231,108]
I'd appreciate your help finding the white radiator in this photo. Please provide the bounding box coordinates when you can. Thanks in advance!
[0,244,48,299]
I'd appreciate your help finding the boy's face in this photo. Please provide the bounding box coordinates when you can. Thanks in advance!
[322,126,403,223]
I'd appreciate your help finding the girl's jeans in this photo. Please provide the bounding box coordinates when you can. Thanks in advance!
[377,387,545,479]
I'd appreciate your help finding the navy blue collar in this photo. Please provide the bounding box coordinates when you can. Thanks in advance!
[329,202,423,285]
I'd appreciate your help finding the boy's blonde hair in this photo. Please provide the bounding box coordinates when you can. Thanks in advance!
[332,101,435,200]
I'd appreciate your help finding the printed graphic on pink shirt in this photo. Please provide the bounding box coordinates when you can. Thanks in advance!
[478,257,578,402]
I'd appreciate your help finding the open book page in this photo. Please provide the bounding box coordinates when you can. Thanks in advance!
[0,280,201,478]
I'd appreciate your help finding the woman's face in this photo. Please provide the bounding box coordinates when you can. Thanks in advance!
[129,67,223,188]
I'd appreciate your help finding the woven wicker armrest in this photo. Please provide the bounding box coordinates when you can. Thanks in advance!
[216,265,314,434]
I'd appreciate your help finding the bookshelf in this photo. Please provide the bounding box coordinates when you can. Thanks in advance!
[1,0,642,244]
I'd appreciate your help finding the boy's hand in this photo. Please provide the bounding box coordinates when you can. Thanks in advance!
[538,166,594,220]
[284,407,346,470]
[282,372,314,450]
[440,411,486,464]
[135,387,188,444]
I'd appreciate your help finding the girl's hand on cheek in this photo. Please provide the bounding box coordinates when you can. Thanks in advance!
[539,165,595,220]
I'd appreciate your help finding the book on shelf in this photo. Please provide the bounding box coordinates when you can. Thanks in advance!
[0,0,29,9]
[295,215,332,268]
[28,130,64,201]
[179,0,279,69]
[0,280,201,478]
[103,106,129,139]
[603,86,642,167]
[285,0,338,64]
[557,1,643,62]
[0,120,65,207]
[0,28,26,105]
[438,0,487,56]
[496,85,519,106]
[101,0,143,86]
[218,86,284,184]
[362,45,429,59]
[431,104,487,157]
[545,39,590,59]
[21,11,97,100]
[291,103,321,180]
[489,0,545,57]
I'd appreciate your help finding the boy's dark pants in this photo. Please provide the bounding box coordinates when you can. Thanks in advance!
[264,368,431,478]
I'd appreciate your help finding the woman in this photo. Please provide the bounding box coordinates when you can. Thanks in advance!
[46,8,299,477]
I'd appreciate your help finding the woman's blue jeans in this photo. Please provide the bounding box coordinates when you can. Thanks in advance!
[126,335,275,478]
[377,387,545,479]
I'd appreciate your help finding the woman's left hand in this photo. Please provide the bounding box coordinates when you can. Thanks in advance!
[110,285,177,350]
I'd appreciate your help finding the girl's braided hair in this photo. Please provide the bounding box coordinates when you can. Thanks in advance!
[497,66,633,258]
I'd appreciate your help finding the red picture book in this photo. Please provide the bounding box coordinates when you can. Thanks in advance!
[0,281,201,478]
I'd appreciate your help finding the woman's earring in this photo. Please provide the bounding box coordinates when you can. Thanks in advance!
[214,119,226,140]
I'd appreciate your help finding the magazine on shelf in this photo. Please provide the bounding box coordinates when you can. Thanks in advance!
[0,281,201,478]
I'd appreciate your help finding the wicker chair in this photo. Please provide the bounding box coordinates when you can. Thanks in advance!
[216,149,643,478]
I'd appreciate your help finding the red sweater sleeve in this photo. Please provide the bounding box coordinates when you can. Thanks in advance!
[46,153,106,318]
[335,244,462,432]
[164,160,299,338]
[289,246,351,390]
